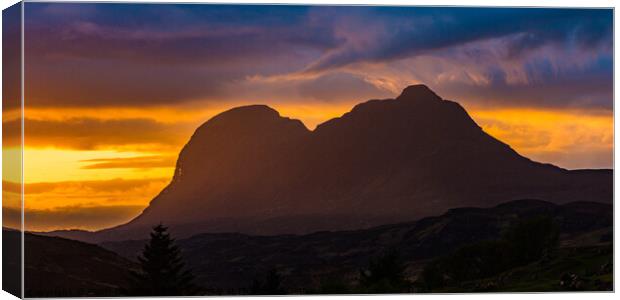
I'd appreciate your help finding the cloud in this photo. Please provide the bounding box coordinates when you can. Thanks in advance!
[19,205,145,231]
[434,50,613,109]
[2,206,21,230]
[80,155,176,169]
[304,8,612,72]
[11,4,613,233]
[239,71,391,104]
[2,177,171,230]
[296,72,387,102]
[23,3,340,107]
[527,148,613,171]
[2,3,22,110]
[12,178,170,195]
[26,20,337,67]
[3,117,193,150]
[470,108,613,170]
[21,4,612,112]
[3,181,21,194]
[314,38,612,111]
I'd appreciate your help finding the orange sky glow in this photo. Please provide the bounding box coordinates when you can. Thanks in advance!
[2,4,613,232]
[2,100,613,231]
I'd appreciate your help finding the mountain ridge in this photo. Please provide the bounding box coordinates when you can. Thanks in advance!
[43,84,612,242]
[27,199,613,294]
[99,199,612,292]
[2,230,137,297]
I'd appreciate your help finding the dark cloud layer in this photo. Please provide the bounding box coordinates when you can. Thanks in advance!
[3,3,22,110]
[3,117,192,150]
[305,8,612,71]
[438,55,613,110]
[23,3,612,110]
[80,155,175,169]
[24,178,168,194]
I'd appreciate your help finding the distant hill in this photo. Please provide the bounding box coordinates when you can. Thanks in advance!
[3,230,138,297]
[20,200,613,295]
[100,200,612,292]
[2,227,21,297]
[46,84,612,242]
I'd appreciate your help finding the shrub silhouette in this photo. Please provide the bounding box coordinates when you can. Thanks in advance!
[127,224,197,296]
[316,277,351,294]
[249,268,285,295]
[503,215,559,264]
[359,249,410,293]
[418,216,559,291]
[443,240,512,282]
[418,259,444,291]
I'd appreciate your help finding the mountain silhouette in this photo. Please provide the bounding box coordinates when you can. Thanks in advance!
[47,85,612,242]
[101,199,612,292]
[24,199,614,294]
[4,230,137,297]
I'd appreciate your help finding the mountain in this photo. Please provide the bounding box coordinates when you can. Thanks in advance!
[22,200,613,295]
[4,230,137,297]
[46,84,612,242]
[100,200,612,292]
[2,227,21,297]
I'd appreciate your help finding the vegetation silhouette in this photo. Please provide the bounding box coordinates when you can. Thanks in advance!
[249,268,285,295]
[22,202,612,295]
[504,215,559,264]
[358,249,411,293]
[418,216,560,291]
[126,224,197,296]
[315,277,352,294]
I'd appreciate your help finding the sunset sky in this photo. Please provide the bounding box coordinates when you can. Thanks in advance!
[2,4,613,231]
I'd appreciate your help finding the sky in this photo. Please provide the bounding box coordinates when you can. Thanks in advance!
[2,3,613,231]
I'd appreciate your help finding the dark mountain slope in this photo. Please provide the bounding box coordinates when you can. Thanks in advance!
[135,105,311,227]
[101,200,612,292]
[293,85,603,217]
[47,85,612,242]
[9,230,137,297]
[2,228,21,298]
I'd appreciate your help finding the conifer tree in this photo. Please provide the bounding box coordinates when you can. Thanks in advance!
[128,224,197,295]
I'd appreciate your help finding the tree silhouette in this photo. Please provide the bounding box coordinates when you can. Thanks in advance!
[127,224,197,296]
[249,268,285,295]
[359,249,410,293]
[503,216,559,264]
[418,215,561,291]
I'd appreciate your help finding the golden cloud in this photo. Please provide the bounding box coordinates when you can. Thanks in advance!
[3,117,194,151]
[79,155,176,169]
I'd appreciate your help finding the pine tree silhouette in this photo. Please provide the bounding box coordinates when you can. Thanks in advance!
[127,224,197,295]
